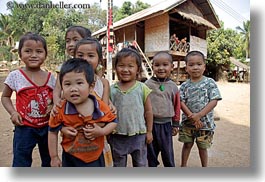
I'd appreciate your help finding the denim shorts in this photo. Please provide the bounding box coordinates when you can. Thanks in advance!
[178,127,214,149]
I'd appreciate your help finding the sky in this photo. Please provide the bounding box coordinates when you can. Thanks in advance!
[0,0,250,30]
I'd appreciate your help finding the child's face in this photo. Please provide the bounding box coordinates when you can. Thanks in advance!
[62,71,93,105]
[20,40,46,69]
[65,31,83,56]
[115,56,139,82]
[185,55,206,80]
[75,44,99,71]
[152,56,173,79]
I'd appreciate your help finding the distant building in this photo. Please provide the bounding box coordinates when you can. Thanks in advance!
[93,0,221,84]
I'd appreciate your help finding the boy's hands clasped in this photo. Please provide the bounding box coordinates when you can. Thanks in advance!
[61,123,105,141]
[188,113,203,129]
[83,123,105,140]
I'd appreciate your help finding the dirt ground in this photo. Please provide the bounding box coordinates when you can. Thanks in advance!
[0,74,250,167]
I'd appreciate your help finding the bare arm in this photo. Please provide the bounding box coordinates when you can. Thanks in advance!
[101,77,117,114]
[50,76,63,117]
[181,100,218,129]
[144,95,153,144]
[1,84,23,126]
[53,75,62,106]
[48,131,62,167]
[180,101,193,118]
[197,100,218,119]
[102,122,117,135]
[1,84,16,115]
[100,77,110,104]
[83,122,117,140]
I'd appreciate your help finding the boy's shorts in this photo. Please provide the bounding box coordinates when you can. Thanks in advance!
[178,127,214,149]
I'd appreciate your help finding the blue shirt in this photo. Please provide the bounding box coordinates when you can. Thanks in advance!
[180,76,222,130]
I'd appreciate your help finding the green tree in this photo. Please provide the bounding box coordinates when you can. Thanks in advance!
[0,13,16,62]
[41,7,93,68]
[236,20,250,59]
[80,3,107,33]
[41,8,65,69]
[114,1,150,22]
[133,0,150,12]
[206,22,243,80]
[114,1,133,21]
[0,14,13,46]
[9,0,51,35]
[0,0,105,66]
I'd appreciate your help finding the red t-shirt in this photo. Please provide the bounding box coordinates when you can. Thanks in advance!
[4,69,55,128]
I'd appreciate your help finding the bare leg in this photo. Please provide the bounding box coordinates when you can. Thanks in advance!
[198,147,208,167]
[180,142,194,167]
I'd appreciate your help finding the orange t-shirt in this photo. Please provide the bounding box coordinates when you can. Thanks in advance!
[49,95,117,163]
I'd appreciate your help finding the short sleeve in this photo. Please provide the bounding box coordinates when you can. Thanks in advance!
[4,71,18,90]
[208,79,222,101]
[179,82,187,102]
[48,105,64,132]
[48,73,57,89]
[142,83,152,103]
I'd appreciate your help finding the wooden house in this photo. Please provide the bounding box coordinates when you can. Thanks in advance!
[92,0,221,84]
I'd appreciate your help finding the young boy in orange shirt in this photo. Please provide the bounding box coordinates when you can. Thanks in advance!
[48,58,117,167]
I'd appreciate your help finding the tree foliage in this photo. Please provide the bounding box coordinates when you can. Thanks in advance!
[9,0,50,37]
[0,13,16,61]
[206,21,248,80]
[80,3,107,33]
[0,0,106,68]
[236,20,250,59]
[207,21,243,65]
[113,0,150,22]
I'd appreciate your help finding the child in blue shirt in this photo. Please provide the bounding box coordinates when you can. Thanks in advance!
[178,51,222,167]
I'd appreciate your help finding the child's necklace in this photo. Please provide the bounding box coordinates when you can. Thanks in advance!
[159,84,165,91]
[156,77,167,91]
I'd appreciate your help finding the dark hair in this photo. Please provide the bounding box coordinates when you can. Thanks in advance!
[59,58,94,87]
[18,32,47,58]
[153,51,173,64]
[114,48,142,69]
[74,37,103,64]
[184,51,205,64]
[65,25,91,39]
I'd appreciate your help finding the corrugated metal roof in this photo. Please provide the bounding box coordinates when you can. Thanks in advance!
[92,0,220,36]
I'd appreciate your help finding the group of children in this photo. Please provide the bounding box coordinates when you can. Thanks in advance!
[1,25,222,167]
